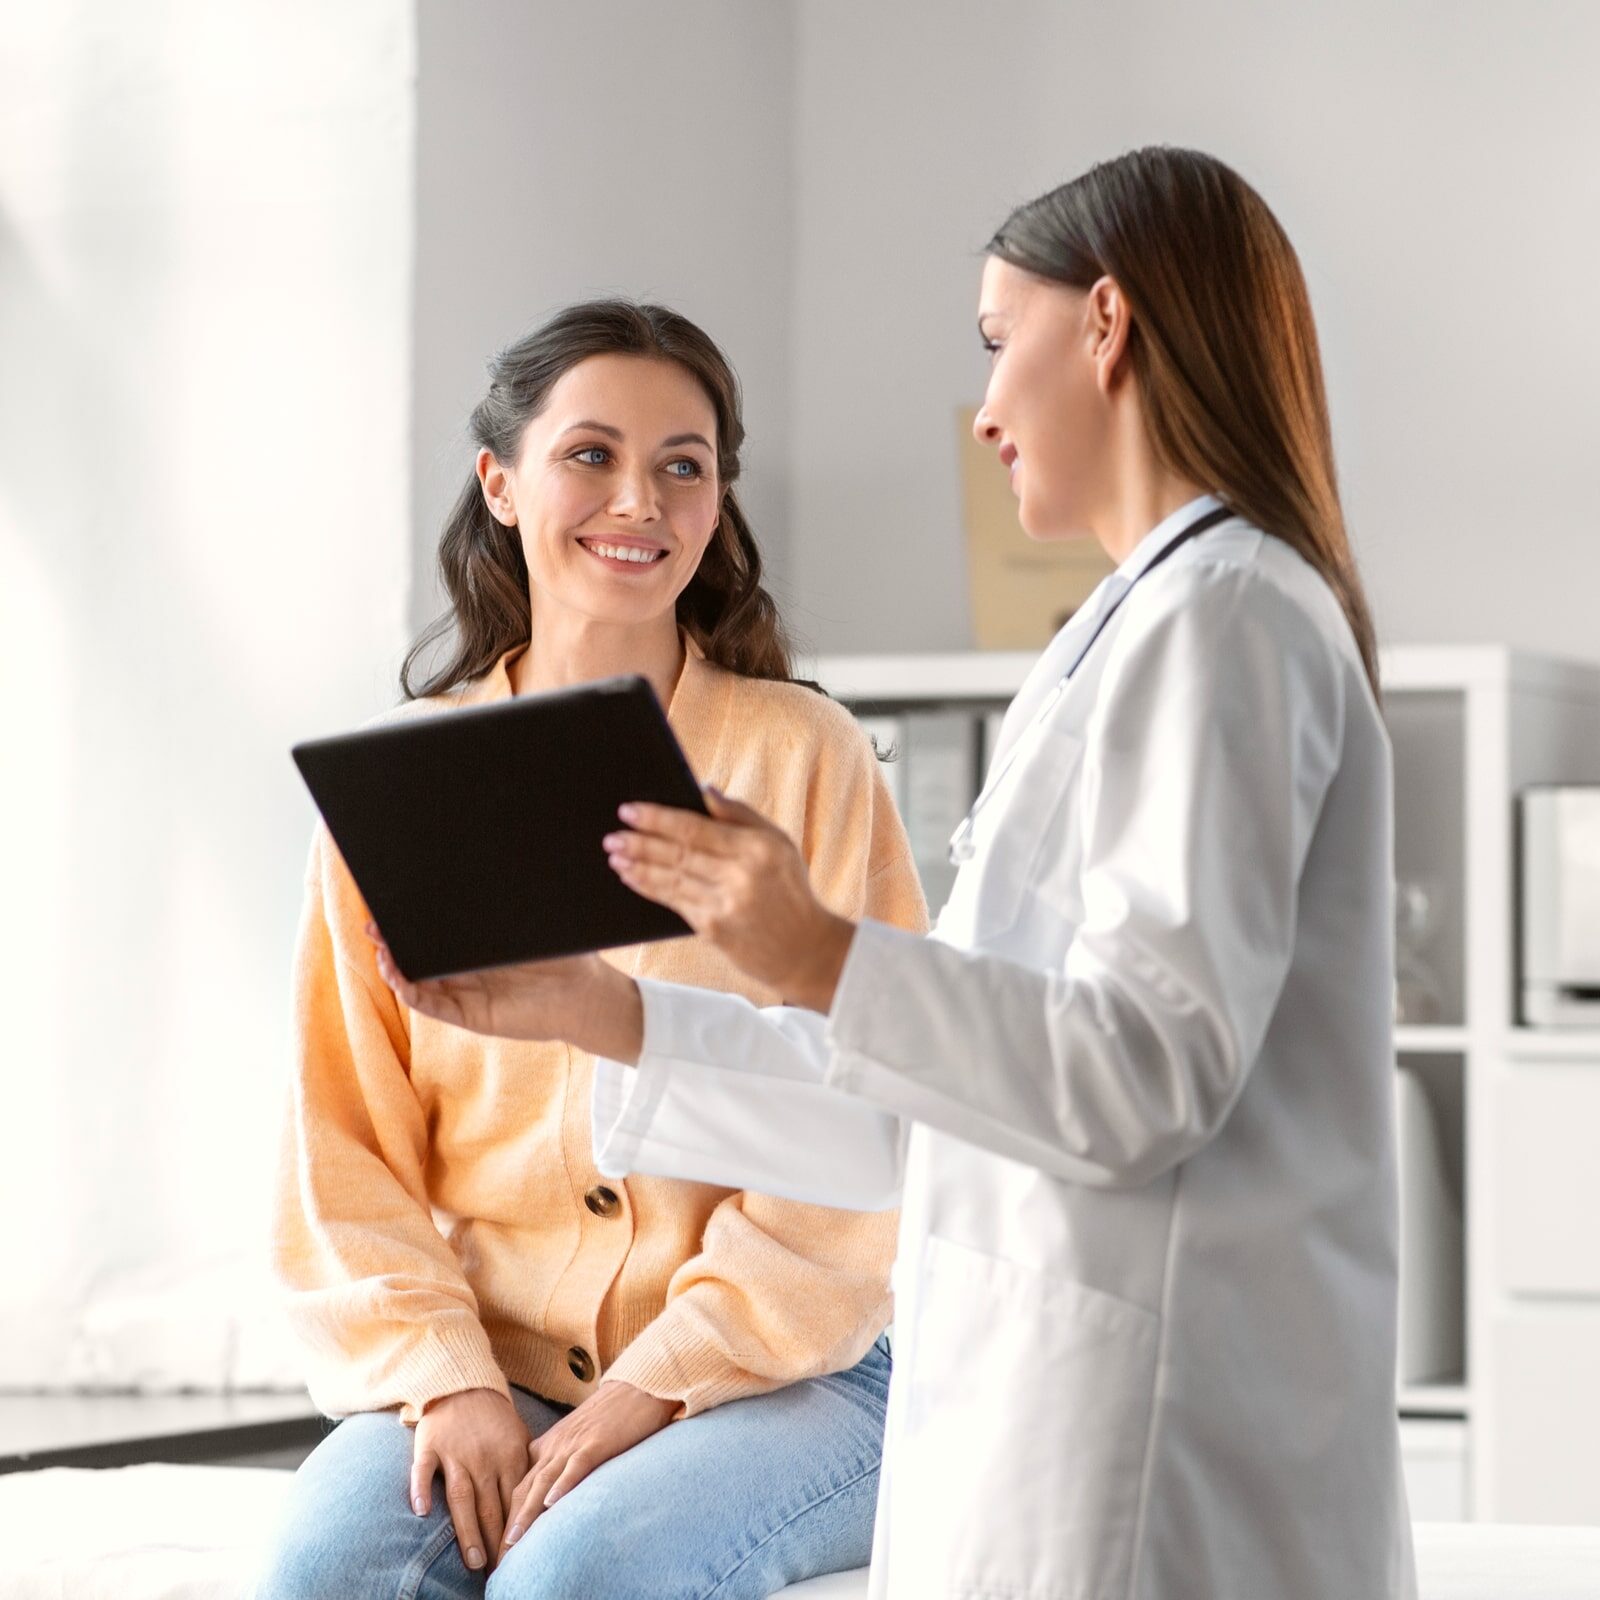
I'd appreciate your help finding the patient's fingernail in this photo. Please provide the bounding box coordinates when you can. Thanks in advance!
[412,1496,425,1516]
[505,1523,523,1545]
[602,833,621,849]
[466,1545,484,1569]
[618,803,639,822]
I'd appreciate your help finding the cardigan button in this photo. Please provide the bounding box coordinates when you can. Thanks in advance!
[584,1185,621,1218]
[567,1346,596,1384]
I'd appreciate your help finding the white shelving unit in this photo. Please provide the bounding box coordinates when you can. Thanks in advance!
[809,644,1600,1525]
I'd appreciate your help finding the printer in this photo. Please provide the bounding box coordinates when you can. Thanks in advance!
[1519,786,1600,1026]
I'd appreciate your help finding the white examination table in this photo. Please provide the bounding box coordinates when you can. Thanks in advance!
[1,1464,1597,1599]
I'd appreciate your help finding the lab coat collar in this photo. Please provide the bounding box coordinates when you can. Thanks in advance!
[1112,492,1230,586]
[1003,493,1229,735]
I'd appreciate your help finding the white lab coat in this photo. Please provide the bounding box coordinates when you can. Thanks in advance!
[592,498,1417,1600]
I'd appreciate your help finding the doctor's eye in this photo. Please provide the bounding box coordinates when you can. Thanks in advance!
[980,338,1002,361]
[664,458,704,480]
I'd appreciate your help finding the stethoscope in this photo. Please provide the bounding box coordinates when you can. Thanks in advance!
[948,502,1234,865]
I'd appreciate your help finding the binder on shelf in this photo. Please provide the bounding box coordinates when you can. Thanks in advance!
[901,710,981,915]
[979,709,1009,783]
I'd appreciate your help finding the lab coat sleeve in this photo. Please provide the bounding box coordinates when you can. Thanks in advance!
[592,716,923,1213]
[591,978,909,1210]
[822,565,1348,1188]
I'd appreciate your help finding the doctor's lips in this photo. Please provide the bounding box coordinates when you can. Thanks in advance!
[998,442,1020,482]
[577,533,671,570]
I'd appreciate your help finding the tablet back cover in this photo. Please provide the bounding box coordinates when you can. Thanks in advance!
[292,676,707,979]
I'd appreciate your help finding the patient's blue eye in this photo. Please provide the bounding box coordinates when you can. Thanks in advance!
[573,446,610,466]
[666,459,703,479]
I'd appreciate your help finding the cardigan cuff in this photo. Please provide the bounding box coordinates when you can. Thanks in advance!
[387,1316,512,1426]
[601,1313,769,1421]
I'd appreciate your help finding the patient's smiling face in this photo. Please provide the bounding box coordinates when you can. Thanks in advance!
[478,353,723,629]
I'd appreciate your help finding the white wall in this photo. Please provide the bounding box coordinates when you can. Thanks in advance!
[785,0,1600,660]
[0,0,414,1388]
[410,0,798,637]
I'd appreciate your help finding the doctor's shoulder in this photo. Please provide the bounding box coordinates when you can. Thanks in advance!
[1094,535,1367,782]
[723,670,928,930]
[1121,533,1362,697]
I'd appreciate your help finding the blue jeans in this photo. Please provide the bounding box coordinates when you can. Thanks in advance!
[255,1335,889,1600]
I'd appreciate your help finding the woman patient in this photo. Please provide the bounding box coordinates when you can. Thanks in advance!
[256,300,926,1600]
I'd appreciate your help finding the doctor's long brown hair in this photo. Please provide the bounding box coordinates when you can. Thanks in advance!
[988,147,1380,696]
[402,299,799,700]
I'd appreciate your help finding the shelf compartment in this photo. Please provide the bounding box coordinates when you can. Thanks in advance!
[1396,1050,1467,1393]
[1387,690,1467,1030]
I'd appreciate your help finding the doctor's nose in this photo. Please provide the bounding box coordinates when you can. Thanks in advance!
[973,406,1002,446]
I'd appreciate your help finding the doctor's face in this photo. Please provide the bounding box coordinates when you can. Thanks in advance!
[478,354,723,630]
[972,257,1111,542]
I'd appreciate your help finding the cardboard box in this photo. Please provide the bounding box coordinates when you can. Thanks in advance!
[957,406,1114,649]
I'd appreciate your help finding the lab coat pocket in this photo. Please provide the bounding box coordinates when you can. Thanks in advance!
[942,723,1086,945]
[894,1234,1160,1600]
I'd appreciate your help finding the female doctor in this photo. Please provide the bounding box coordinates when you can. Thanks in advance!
[374,146,1416,1600]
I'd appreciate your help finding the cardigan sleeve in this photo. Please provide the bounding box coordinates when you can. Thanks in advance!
[271,828,511,1423]
[599,717,927,1417]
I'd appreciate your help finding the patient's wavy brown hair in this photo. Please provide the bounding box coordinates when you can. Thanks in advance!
[403,300,801,700]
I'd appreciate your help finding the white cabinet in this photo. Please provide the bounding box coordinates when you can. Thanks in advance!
[1484,1308,1600,1523]
[1401,1419,1471,1522]
[811,645,1600,1523]
[1492,1063,1600,1297]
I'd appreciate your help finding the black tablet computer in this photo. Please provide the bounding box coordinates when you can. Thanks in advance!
[291,675,709,980]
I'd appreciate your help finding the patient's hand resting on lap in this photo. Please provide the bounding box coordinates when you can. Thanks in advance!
[409,1379,678,1573]
[499,1380,680,1562]
[410,1387,530,1574]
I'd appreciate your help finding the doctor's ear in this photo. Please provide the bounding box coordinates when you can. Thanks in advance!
[1086,276,1135,396]
[476,447,517,526]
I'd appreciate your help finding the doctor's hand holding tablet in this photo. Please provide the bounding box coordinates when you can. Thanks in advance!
[370,147,1416,1600]
[370,781,850,1038]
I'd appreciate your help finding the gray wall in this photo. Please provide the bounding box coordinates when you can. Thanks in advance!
[411,0,798,640]
[416,0,1600,665]
[786,0,1600,658]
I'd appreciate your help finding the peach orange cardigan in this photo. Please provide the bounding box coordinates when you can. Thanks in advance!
[273,636,927,1424]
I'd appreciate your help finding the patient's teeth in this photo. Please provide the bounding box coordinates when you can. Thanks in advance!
[583,540,662,564]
